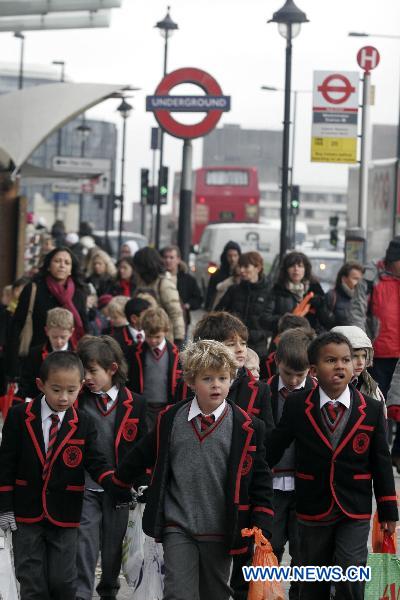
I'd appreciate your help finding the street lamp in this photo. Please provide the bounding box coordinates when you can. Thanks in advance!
[75,116,92,227]
[349,31,400,235]
[116,98,133,253]
[154,6,178,249]
[52,60,66,220]
[268,0,308,260]
[13,32,25,90]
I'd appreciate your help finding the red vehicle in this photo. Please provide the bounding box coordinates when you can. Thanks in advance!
[192,166,260,244]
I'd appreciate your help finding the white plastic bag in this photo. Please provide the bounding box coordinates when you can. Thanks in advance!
[121,504,164,599]
[0,532,19,600]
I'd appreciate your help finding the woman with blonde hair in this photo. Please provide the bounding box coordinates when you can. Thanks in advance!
[86,248,116,296]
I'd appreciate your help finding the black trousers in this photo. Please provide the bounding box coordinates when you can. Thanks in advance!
[271,489,300,600]
[298,518,370,600]
[12,521,78,600]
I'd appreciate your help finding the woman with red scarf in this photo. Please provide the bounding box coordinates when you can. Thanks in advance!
[112,257,136,298]
[12,247,88,354]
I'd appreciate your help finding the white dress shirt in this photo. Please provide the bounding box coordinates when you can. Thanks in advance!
[128,326,145,343]
[41,396,66,453]
[319,385,351,410]
[187,397,227,422]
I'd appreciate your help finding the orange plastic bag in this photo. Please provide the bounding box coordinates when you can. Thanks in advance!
[371,510,397,554]
[292,291,314,317]
[242,527,285,600]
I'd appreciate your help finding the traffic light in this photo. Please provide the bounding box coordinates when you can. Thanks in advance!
[140,168,149,204]
[329,215,339,248]
[290,185,300,215]
[159,166,169,204]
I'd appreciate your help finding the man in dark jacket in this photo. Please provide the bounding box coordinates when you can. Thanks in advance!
[205,241,241,310]
[161,245,203,333]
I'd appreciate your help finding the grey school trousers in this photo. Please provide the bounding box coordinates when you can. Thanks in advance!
[75,490,129,600]
[163,530,233,600]
[12,521,78,600]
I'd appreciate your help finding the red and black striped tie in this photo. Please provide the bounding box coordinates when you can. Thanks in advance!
[199,414,215,432]
[43,413,60,480]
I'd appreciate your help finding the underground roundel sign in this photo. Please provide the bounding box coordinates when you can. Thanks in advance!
[146,67,231,139]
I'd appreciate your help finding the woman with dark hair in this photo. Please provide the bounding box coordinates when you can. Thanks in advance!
[132,247,185,345]
[112,257,136,297]
[215,251,272,356]
[12,247,88,353]
[262,251,329,336]
[324,261,364,327]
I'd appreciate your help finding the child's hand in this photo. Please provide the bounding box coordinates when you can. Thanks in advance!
[0,511,17,532]
[380,521,397,535]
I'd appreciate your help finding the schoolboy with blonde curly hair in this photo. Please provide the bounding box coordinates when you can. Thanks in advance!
[114,338,274,600]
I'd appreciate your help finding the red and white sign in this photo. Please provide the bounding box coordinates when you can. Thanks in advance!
[313,71,359,110]
[357,46,380,73]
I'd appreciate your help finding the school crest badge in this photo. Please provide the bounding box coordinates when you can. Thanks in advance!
[241,454,253,476]
[63,445,83,467]
[122,420,138,442]
[352,433,370,454]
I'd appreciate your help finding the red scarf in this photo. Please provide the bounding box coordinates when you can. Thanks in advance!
[119,279,131,297]
[46,275,85,343]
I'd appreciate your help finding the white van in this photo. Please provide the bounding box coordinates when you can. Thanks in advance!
[194,221,281,293]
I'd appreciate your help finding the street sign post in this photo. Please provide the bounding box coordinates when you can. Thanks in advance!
[147,67,230,261]
[357,46,380,237]
[311,70,359,163]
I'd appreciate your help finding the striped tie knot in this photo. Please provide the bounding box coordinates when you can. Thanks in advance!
[136,332,143,342]
[153,347,161,358]
[199,413,215,432]
[101,393,109,410]
[43,413,60,481]
[280,387,289,399]
[327,401,340,421]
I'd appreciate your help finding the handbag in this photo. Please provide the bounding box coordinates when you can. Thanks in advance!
[364,533,400,600]
[18,283,37,357]
[0,531,19,600]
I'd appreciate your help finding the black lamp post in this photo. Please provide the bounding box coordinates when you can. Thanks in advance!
[52,60,66,220]
[268,0,308,260]
[14,32,25,90]
[75,116,92,227]
[116,98,133,252]
[154,6,178,249]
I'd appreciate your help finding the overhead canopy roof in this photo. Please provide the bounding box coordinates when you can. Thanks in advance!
[0,82,136,170]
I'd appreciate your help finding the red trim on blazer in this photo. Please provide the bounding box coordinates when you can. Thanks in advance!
[245,377,258,416]
[41,344,49,362]
[377,496,398,502]
[66,485,85,491]
[296,498,335,521]
[122,326,134,347]
[234,407,254,503]
[25,401,45,466]
[114,388,134,464]
[152,404,173,485]
[16,515,44,523]
[98,470,114,483]
[135,343,144,393]
[171,344,180,396]
[182,382,188,400]
[359,424,375,431]
[353,474,371,480]
[239,504,250,510]
[0,485,13,491]
[253,506,274,516]
[112,474,131,489]
[230,546,249,555]
[68,439,85,445]
[305,389,332,451]
[15,479,28,486]
[265,352,276,379]
[296,472,315,480]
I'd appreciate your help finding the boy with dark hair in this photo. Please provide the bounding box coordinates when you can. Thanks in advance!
[109,296,151,358]
[126,307,180,430]
[260,312,313,381]
[113,339,273,600]
[267,328,316,600]
[0,351,127,600]
[268,331,398,600]
[174,310,274,600]
[17,307,75,401]
[75,335,147,600]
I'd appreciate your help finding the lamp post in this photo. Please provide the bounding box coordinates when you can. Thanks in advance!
[14,32,25,90]
[349,32,400,236]
[75,116,91,227]
[52,60,65,220]
[154,6,178,249]
[116,98,133,253]
[268,0,308,260]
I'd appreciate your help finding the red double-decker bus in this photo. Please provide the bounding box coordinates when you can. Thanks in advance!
[192,166,260,244]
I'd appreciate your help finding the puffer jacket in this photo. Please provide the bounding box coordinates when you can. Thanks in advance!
[215,275,272,356]
[350,261,400,358]
[135,272,185,342]
[261,280,330,336]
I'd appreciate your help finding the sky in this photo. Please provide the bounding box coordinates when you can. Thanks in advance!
[0,0,399,219]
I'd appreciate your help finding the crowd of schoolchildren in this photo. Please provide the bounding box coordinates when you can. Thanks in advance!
[0,231,399,600]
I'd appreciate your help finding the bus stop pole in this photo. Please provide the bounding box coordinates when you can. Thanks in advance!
[358,72,371,234]
[177,139,193,264]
